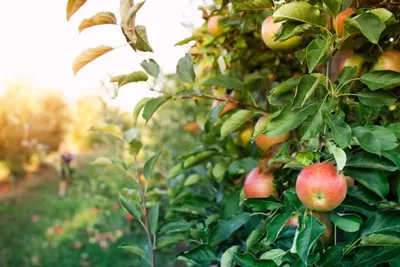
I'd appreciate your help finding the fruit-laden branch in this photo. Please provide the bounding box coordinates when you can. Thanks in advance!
[149,88,268,113]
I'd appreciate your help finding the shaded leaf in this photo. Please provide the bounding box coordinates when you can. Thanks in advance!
[360,71,400,90]
[306,39,329,73]
[133,97,151,126]
[209,213,250,245]
[177,245,218,265]
[135,25,153,52]
[157,234,188,247]
[142,96,172,122]
[361,211,400,236]
[361,234,400,246]
[354,246,400,266]
[344,167,389,199]
[140,59,160,78]
[345,13,385,44]
[293,75,323,109]
[119,244,151,267]
[119,194,141,221]
[143,153,161,180]
[221,246,240,267]
[233,252,277,267]
[246,219,268,251]
[325,114,352,148]
[347,152,397,171]
[148,203,160,235]
[358,89,397,107]
[203,75,245,90]
[329,212,362,232]
[244,196,284,211]
[260,249,287,266]
[317,244,344,267]
[177,53,195,83]
[265,213,290,244]
[284,191,303,214]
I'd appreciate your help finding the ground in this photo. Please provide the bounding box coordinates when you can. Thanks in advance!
[0,156,139,267]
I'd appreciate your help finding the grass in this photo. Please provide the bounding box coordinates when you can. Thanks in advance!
[0,160,143,267]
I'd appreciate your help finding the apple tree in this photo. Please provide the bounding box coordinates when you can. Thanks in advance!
[68,0,400,266]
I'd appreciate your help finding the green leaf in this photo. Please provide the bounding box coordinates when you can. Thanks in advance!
[274,22,314,43]
[231,0,273,12]
[221,110,254,139]
[118,71,148,88]
[269,76,301,97]
[221,246,240,267]
[227,157,259,176]
[317,244,344,267]
[306,39,329,73]
[148,202,160,235]
[322,0,341,16]
[296,152,314,166]
[302,100,332,140]
[66,0,88,20]
[142,96,172,122]
[158,220,190,235]
[329,212,362,232]
[133,97,150,126]
[273,2,327,27]
[177,53,195,84]
[345,13,385,44]
[338,66,357,89]
[252,115,269,140]
[246,219,268,251]
[260,249,287,266]
[348,185,382,204]
[284,191,303,214]
[360,71,400,90]
[353,126,398,155]
[358,89,397,107]
[119,194,141,221]
[143,153,161,180]
[90,122,124,140]
[347,152,397,171]
[344,167,389,199]
[203,75,245,90]
[390,257,400,267]
[353,247,400,266]
[233,252,277,267]
[177,245,218,265]
[265,213,290,244]
[296,215,326,265]
[157,234,188,247]
[266,103,318,137]
[361,234,400,246]
[209,213,250,245]
[388,123,400,139]
[90,157,126,171]
[326,142,347,171]
[369,8,398,25]
[325,114,352,148]
[78,12,117,32]
[140,59,160,78]
[244,196,284,211]
[293,75,323,109]
[129,139,143,156]
[169,150,217,177]
[361,211,400,236]
[119,244,151,266]
[175,35,202,46]
[341,197,376,217]
[135,25,153,52]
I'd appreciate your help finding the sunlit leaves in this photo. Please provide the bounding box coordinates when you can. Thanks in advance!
[119,244,151,267]
[353,126,398,155]
[344,168,389,198]
[72,45,113,74]
[293,74,323,109]
[203,75,245,90]
[357,89,397,107]
[273,2,327,27]
[135,25,153,52]
[221,110,254,139]
[325,114,352,149]
[133,97,151,126]
[361,211,400,237]
[66,0,87,20]
[231,0,273,12]
[306,39,329,73]
[89,122,123,140]
[329,212,362,232]
[118,71,148,88]
[79,12,117,32]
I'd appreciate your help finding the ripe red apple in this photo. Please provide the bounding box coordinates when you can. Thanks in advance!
[371,50,400,73]
[207,15,224,37]
[212,94,238,116]
[337,51,364,76]
[335,7,356,38]
[261,16,303,51]
[255,115,290,151]
[244,167,278,199]
[296,163,347,212]
[285,211,333,245]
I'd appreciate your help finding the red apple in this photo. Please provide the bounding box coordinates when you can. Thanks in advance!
[337,51,364,76]
[335,7,356,38]
[285,211,333,245]
[212,94,238,116]
[244,167,278,198]
[207,16,224,37]
[371,50,400,73]
[255,115,290,151]
[296,163,347,212]
[183,121,200,132]
[261,16,303,51]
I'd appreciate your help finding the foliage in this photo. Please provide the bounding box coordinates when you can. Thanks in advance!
[69,0,400,266]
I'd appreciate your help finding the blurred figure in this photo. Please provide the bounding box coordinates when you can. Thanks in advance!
[58,142,75,197]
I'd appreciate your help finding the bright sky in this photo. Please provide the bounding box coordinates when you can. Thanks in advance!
[0,0,204,110]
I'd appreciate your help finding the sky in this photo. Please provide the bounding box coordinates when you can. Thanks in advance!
[0,0,204,110]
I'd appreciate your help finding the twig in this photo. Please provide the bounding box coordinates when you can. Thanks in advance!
[149,88,268,113]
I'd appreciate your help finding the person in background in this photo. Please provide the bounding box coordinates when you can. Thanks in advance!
[58,143,75,197]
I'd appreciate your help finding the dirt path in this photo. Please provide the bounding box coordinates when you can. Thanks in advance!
[0,166,58,203]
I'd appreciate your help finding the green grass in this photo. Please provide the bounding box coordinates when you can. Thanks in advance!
[0,164,141,267]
